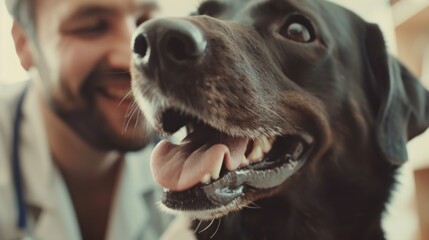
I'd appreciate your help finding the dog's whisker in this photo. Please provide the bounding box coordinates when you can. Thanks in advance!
[131,113,142,143]
[210,219,221,239]
[117,90,134,109]
[125,101,140,119]
[116,92,145,144]
[194,219,203,233]
[124,107,134,120]
[199,220,215,234]
[123,105,141,134]
[245,202,261,209]
[122,100,139,134]
[126,100,140,119]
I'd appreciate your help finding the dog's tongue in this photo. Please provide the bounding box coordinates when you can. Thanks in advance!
[150,127,249,191]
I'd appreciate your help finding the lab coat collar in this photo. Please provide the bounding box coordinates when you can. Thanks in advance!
[107,146,157,240]
[20,83,57,211]
[19,84,82,239]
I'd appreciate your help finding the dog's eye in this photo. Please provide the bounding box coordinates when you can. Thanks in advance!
[280,14,315,43]
[285,23,311,42]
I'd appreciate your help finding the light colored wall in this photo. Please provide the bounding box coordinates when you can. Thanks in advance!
[329,0,398,53]
[0,2,28,83]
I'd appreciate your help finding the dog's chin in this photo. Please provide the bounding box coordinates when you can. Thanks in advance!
[153,107,315,220]
[158,196,253,220]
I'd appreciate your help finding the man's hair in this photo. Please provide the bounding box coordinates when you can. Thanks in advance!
[6,0,36,39]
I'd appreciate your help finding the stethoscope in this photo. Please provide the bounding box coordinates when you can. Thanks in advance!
[9,84,162,240]
[11,84,38,240]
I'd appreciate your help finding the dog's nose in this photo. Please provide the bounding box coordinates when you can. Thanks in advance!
[132,18,207,65]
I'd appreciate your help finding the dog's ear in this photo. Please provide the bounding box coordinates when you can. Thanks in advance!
[365,24,429,166]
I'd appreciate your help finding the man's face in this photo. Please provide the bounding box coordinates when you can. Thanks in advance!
[31,0,157,151]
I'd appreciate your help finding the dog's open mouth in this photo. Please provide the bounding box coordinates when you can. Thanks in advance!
[150,108,315,218]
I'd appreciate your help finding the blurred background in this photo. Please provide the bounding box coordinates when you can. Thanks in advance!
[1,0,428,239]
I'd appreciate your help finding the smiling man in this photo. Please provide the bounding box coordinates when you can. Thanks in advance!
[0,0,170,239]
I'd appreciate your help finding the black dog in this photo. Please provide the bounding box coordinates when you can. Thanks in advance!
[131,0,429,239]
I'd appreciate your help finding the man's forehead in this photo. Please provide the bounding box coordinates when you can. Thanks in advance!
[35,0,156,14]
[5,0,158,15]
[38,0,150,7]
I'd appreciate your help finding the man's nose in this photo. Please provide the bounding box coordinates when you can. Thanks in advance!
[132,18,207,71]
[107,20,136,70]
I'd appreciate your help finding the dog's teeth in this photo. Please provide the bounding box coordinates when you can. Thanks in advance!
[239,155,250,167]
[293,142,304,159]
[247,137,273,162]
[210,159,224,180]
[248,145,264,162]
[287,159,299,170]
[257,137,273,153]
[197,137,276,184]
[201,173,211,184]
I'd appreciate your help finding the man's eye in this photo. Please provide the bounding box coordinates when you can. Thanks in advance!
[135,3,159,26]
[136,14,150,26]
[71,21,108,36]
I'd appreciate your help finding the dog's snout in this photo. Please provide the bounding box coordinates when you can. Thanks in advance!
[133,18,207,65]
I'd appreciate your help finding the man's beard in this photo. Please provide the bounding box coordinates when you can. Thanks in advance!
[57,107,154,152]
[51,66,155,152]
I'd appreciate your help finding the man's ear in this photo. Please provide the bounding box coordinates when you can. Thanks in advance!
[365,24,429,166]
[11,20,33,71]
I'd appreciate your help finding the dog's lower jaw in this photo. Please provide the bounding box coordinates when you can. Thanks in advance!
[191,177,392,240]
[159,197,251,220]
[183,145,395,240]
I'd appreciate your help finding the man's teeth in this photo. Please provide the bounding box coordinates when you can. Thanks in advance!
[200,136,274,184]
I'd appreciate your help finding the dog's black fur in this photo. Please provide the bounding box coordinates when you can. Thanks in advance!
[131,0,429,239]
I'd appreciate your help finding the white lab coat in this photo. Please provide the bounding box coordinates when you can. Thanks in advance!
[0,81,171,240]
